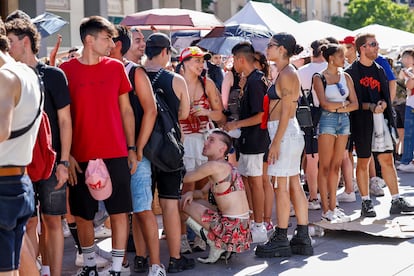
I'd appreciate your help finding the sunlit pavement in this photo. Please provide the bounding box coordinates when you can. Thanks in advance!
[62,169,414,275]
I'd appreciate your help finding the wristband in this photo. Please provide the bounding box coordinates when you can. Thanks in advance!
[57,160,70,168]
[127,145,137,152]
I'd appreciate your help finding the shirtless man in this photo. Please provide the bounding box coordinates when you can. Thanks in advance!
[181,130,251,264]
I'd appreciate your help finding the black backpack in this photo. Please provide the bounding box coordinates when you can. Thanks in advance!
[129,66,184,172]
[299,72,326,128]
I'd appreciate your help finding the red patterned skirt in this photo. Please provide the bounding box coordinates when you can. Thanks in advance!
[201,209,252,253]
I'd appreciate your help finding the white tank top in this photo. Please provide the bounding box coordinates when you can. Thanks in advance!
[324,72,349,103]
[0,61,42,166]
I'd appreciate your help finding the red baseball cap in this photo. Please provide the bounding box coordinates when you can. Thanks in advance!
[179,46,211,62]
[339,36,355,45]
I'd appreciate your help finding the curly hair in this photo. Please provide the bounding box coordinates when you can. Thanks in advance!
[0,18,9,52]
[5,18,41,54]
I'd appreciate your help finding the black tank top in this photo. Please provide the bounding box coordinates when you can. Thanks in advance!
[146,70,180,123]
[227,67,242,121]
[230,67,241,91]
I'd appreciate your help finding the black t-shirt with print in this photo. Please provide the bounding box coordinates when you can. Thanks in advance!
[238,69,270,154]
[357,62,383,104]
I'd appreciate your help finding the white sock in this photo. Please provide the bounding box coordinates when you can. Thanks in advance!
[254,222,263,228]
[81,245,96,267]
[361,195,370,201]
[112,249,125,272]
[391,194,399,200]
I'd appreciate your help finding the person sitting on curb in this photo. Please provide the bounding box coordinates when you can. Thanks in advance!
[180,130,252,264]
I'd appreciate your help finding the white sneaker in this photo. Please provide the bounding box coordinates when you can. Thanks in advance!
[352,179,359,193]
[369,178,385,197]
[251,224,268,243]
[397,163,414,172]
[321,210,338,223]
[148,264,166,276]
[75,252,109,268]
[94,225,112,239]
[333,208,351,223]
[372,176,386,188]
[289,204,295,217]
[98,261,131,275]
[180,235,192,254]
[337,191,356,203]
[61,219,71,238]
[264,221,274,235]
[308,199,321,210]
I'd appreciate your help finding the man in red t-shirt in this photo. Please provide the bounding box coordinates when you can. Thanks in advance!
[60,16,136,276]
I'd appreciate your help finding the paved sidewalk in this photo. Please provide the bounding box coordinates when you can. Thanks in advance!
[62,170,414,276]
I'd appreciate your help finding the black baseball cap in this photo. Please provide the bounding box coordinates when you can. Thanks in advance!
[146,32,177,54]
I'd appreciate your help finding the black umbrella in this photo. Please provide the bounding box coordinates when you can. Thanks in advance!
[31,12,68,38]
[197,24,273,55]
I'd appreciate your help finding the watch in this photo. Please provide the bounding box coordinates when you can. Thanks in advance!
[127,145,137,152]
[57,160,70,168]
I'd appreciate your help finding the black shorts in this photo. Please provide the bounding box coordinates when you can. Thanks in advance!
[394,103,406,128]
[303,128,318,155]
[69,157,132,220]
[152,164,185,200]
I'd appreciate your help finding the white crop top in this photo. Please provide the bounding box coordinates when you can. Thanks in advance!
[0,61,42,166]
[324,73,349,103]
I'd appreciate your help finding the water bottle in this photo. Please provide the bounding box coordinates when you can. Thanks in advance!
[308,225,325,237]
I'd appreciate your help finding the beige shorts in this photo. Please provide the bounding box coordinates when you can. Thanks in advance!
[237,153,264,177]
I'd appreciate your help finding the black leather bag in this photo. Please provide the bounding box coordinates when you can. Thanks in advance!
[296,105,313,128]
[296,89,313,128]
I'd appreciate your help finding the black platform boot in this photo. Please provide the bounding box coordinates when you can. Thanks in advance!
[290,224,314,256]
[255,227,292,258]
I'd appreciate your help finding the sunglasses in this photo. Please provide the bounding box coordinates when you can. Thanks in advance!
[267,42,280,48]
[364,41,379,48]
[336,82,346,96]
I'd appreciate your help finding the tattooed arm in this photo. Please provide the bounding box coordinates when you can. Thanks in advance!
[268,68,299,163]
[194,77,226,125]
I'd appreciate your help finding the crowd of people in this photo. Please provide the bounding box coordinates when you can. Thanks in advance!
[1,8,414,276]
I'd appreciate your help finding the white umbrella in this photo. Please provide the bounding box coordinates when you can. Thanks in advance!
[291,20,353,47]
[353,24,414,51]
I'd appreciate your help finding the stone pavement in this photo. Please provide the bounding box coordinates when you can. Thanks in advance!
[62,170,414,276]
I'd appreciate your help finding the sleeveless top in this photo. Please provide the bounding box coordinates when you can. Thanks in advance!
[146,69,180,123]
[324,72,349,103]
[0,61,42,166]
[212,165,245,197]
[267,84,281,100]
[125,61,144,141]
[227,67,242,121]
[180,91,211,134]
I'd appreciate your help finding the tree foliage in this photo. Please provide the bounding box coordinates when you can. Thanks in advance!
[201,0,214,13]
[331,0,414,32]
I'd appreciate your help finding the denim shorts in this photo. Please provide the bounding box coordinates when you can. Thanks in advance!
[130,157,153,213]
[318,110,350,137]
[33,166,67,216]
[0,174,34,271]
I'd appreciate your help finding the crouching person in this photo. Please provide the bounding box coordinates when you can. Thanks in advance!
[180,130,252,264]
